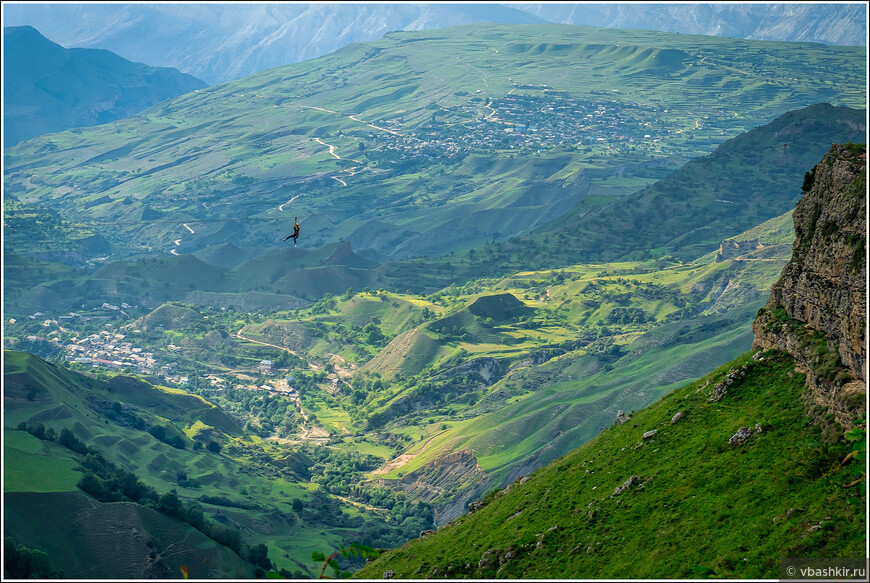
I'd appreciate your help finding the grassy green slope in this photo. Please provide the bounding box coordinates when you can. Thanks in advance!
[3,431,81,493]
[355,351,866,579]
[399,306,759,481]
[4,24,864,260]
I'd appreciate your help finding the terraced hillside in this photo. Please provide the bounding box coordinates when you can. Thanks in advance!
[4,24,864,262]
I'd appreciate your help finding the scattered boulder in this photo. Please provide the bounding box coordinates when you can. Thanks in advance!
[755,423,763,433]
[773,508,796,524]
[499,550,514,566]
[615,410,629,425]
[468,500,485,513]
[671,411,683,424]
[478,550,496,570]
[807,516,832,532]
[728,426,753,447]
[708,366,747,402]
[642,430,657,440]
[419,529,435,537]
[611,475,641,497]
[383,570,395,579]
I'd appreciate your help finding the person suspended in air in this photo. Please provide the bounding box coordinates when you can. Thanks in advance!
[283,217,301,246]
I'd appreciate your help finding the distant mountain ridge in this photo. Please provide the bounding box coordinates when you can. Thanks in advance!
[0,3,544,84]
[2,26,206,146]
[514,3,868,46]
[2,3,864,85]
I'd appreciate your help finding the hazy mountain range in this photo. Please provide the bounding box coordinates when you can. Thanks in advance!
[3,3,866,85]
[3,26,206,146]
[512,2,868,46]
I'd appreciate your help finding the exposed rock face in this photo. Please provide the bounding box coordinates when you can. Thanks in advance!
[728,427,754,447]
[715,238,763,262]
[377,449,491,526]
[437,357,505,386]
[752,144,866,428]
[614,410,629,425]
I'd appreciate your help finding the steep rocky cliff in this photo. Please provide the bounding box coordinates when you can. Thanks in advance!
[752,143,866,429]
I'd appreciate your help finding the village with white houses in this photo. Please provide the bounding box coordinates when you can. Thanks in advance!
[357,85,733,164]
[6,304,306,400]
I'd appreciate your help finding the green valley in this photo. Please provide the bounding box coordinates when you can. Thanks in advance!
[4,205,794,546]
[3,18,866,581]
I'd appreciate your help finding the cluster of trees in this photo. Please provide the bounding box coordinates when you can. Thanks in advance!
[147,424,187,449]
[606,306,653,325]
[363,374,478,430]
[306,448,383,493]
[298,485,434,549]
[202,387,300,439]
[429,322,472,342]
[100,400,146,429]
[299,445,435,540]
[349,373,384,406]
[3,539,59,579]
[319,320,388,353]
[308,292,339,315]
[17,423,89,455]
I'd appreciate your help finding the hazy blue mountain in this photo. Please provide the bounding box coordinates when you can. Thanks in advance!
[2,26,206,147]
[511,2,867,46]
[3,3,864,87]
[0,3,544,84]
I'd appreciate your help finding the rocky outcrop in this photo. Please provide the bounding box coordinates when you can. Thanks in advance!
[715,238,763,262]
[752,144,866,429]
[436,357,505,386]
[377,449,491,526]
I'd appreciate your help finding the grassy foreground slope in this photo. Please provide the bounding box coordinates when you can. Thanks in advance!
[355,350,866,579]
